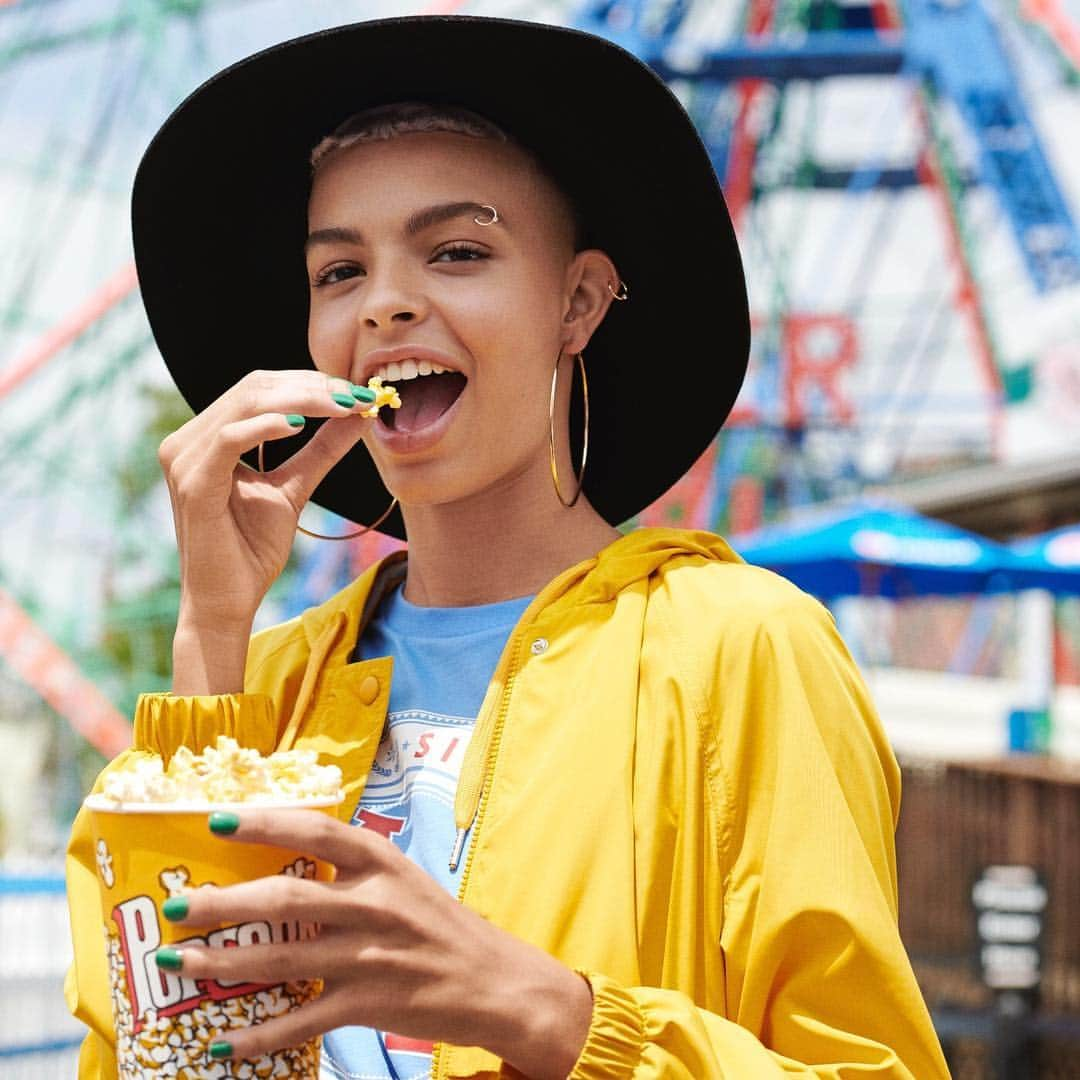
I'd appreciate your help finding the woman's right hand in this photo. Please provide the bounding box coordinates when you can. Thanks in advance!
[159,370,374,693]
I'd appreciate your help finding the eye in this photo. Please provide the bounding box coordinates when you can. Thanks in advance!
[431,242,489,264]
[312,262,362,287]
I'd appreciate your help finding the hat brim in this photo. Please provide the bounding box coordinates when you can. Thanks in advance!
[132,15,749,539]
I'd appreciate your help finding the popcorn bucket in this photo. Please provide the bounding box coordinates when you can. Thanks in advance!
[85,793,342,1079]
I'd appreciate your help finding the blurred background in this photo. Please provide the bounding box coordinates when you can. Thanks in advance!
[1,0,1079,1075]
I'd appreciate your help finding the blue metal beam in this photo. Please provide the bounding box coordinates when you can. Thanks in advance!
[651,31,905,81]
[902,0,1080,291]
[575,0,689,58]
[576,0,1080,293]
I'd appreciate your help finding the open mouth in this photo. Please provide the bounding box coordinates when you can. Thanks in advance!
[378,366,467,434]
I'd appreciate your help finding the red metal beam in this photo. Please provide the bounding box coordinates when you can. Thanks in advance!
[870,0,903,32]
[1020,0,1080,72]
[724,0,777,228]
[914,93,1004,455]
[0,587,131,758]
[0,262,138,401]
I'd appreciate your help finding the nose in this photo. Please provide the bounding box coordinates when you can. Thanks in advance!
[362,308,415,329]
[357,266,426,330]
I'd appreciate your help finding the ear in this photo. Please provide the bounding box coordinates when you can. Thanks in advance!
[561,249,620,354]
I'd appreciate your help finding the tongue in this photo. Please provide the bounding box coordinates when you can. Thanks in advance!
[390,372,465,434]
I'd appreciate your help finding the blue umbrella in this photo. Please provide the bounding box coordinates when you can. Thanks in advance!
[1006,525,1080,595]
[731,501,1012,599]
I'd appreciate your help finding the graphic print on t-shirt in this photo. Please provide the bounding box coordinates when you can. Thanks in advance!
[322,583,533,1080]
[325,710,475,1079]
[356,710,473,828]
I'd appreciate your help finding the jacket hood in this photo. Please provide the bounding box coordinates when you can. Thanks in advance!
[574,527,744,606]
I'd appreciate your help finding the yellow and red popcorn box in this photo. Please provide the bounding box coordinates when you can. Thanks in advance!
[85,793,341,1079]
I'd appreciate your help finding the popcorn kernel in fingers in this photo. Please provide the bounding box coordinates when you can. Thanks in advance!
[360,376,402,419]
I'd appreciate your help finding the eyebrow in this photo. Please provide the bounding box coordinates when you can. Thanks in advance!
[405,201,503,236]
[305,201,504,254]
[304,226,362,253]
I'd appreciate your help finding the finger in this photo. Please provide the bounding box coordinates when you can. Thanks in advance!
[161,370,378,498]
[207,986,353,1064]
[207,808,390,872]
[168,412,315,503]
[211,412,314,467]
[155,935,336,985]
[163,874,351,930]
[274,412,369,504]
[183,369,365,444]
[230,370,361,420]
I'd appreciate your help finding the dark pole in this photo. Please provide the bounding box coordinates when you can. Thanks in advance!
[991,990,1036,1080]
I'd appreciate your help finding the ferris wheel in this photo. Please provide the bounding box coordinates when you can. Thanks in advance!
[578,0,1080,534]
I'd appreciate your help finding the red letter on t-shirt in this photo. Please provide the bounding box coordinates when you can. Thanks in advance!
[354,809,406,840]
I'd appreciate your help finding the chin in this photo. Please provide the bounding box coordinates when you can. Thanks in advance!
[379,464,480,512]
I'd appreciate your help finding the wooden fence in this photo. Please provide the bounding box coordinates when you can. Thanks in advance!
[897,757,1080,1078]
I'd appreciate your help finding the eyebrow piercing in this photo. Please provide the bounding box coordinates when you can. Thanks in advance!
[474,205,499,226]
[607,279,629,301]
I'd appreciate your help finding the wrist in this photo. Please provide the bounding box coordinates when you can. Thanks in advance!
[176,598,255,641]
[172,617,252,696]
[478,947,593,1080]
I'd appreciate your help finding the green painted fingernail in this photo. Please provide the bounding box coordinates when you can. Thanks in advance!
[351,384,377,403]
[162,896,189,922]
[208,811,239,835]
[286,414,306,428]
[155,947,183,972]
[331,391,356,408]
[209,1041,233,1061]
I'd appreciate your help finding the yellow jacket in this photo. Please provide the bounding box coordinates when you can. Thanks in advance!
[66,527,950,1078]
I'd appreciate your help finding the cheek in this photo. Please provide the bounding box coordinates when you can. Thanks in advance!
[468,285,562,367]
[478,353,554,456]
[464,284,562,439]
[307,299,354,371]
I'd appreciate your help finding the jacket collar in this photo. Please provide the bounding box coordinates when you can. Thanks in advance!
[297,549,407,664]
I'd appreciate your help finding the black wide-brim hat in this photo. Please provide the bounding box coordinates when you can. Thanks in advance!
[132,15,749,539]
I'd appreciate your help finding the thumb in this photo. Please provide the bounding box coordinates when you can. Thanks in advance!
[275,414,370,507]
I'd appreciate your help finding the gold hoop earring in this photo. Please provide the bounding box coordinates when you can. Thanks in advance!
[473,205,499,225]
[256,441,398,541]
[548,350,589,508]
[607,279,629,301]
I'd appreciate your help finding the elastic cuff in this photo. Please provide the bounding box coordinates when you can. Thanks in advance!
[567,970,645,1080]
[132,692,277,763]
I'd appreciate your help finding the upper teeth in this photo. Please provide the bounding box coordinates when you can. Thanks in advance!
[371,359,452,383]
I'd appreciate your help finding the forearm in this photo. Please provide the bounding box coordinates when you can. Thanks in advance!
[171,616,252,696]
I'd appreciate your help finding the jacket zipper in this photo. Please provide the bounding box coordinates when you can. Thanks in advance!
[431,631,526,1080]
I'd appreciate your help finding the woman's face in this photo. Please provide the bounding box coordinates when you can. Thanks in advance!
[306,131,606,511]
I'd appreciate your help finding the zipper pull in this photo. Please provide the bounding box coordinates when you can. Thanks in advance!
[449,827,468,873]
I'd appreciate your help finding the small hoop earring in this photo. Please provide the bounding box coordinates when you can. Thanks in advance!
[473,205,499,226]
[256,441,398,541]
[548,350,590,508]
[607,279,629,301]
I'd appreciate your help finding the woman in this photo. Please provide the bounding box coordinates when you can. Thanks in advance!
[66,16,950,1080]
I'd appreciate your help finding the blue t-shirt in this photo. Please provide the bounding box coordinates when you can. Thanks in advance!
[321,584,533,1080]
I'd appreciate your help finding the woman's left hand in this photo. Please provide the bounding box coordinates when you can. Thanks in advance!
[158,810,593,1079]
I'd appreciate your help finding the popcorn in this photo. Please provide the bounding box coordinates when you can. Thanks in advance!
[359,376,402,418]
[104,923,320,1078]
[101,737,342,806]
[87,741,340,1076]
